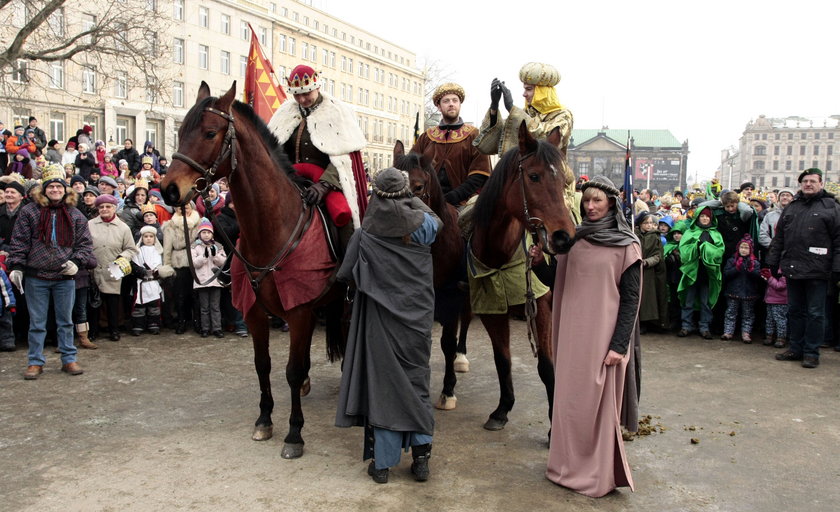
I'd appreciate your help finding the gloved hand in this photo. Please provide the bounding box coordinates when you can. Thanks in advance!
[699,231,712,244]
[7,306,15,316]
[500,81,514,112]
[760,268,771,280]
[9,270,23,292]
[204,246,210,258]
[60,260,78,276]
[490,78,502,110]
[210,245,217,257]
[304,181,330,205]
[114,256,132,276]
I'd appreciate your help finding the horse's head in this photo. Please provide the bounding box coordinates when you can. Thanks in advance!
[162,81,238,206]
[514,121,576,254]
[393,140,435,206]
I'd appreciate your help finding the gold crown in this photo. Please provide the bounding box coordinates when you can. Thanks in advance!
[41,164,65,184]
[287,65,320,94]
[141,203,157,216]
[134,178,149,190]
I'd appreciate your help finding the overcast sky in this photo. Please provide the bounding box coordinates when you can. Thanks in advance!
[319,0,839,182]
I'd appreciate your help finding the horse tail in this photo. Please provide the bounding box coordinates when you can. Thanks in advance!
[323,292,347,362]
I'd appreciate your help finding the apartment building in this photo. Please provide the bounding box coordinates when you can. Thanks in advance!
[0,0,424,171]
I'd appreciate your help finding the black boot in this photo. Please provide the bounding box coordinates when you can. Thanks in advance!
[367,461,388,484]
[175,321,186,335]
[410,443,431,482]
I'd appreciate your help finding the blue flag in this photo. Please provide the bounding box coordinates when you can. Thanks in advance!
[623,132,634,227]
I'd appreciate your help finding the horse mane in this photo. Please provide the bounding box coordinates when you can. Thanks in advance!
[393,151,448,216]
[472,140,562,231]
[179,95,307,188]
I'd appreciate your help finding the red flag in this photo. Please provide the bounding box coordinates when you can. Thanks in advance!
[243,24,286,122]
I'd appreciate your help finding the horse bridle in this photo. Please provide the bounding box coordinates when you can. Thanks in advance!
[169,104,313,292]
[517,152,557,256]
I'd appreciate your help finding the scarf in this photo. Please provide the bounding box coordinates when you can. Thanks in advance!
[528,85,564,115]
[575,211,638,247]
[8,159,25,175]
[38,201,74,247]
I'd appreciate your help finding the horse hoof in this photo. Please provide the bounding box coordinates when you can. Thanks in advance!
[252,425,273,441]
[434,393,457,411]
[483,417,507,431]
[281,443,304,459]
[454,353,470,373]
[300,377,311,397]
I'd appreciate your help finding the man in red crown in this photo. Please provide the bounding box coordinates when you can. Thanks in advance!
[268,64,368,236]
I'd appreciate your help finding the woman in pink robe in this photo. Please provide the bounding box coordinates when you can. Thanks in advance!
[545,175,642,497]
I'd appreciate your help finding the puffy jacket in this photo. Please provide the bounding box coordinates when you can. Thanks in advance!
[767,189,840,280]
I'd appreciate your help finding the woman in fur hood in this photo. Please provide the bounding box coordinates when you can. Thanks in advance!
[161,201,200,334]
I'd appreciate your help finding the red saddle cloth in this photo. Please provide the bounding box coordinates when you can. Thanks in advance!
[231,208,335,314]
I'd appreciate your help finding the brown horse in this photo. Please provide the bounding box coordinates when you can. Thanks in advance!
[469,122,576,431]
[161,82,344,459]
[393,141,471,411]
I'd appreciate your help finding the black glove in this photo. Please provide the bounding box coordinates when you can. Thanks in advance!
[204,246,209,258]
[210,245,217,257]
[699,231,712,244]
[304,181,330,205]
[501,82,514,112]
[490,78,502,110]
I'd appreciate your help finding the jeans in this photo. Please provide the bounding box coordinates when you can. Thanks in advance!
[73,286,88,325]
[372,428,433,470]
[197,287,221,333]
[681,280,713,332]
[787,279,827,359]
[25,277,76,366]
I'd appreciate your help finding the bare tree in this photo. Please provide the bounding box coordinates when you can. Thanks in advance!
[0,0,172,103]
[418,58,453,129]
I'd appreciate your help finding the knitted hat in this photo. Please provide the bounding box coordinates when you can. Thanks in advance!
[70,175,87,187]
[370,167,411,198]
[196,218,214,235]
[95,193,118,206]
[777,187,795,198]
[78,143,89,152]
[798,167,822,183]
[519,62,560,87]
[83,186,100,197]
[99,176,118,188]
[82,124,93,134]
[119,159,128,168]
[362,168,430,238]
[141,203,157,216]
[149,189,164,202]
[141,156,153,166]
[287,64,320,94]
[139,225,158,236]
[41,164,67,188]
[432,82,465,105]
[738,233,755,254]
[5,180,25,197]
[66,141,77,149]
[580,175,620,197]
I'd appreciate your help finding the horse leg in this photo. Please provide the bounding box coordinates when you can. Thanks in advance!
[534,294,555,440]
[247,309,274,442]
[281,307,316,459]
[479,313,514,431]
[435,316,458,411]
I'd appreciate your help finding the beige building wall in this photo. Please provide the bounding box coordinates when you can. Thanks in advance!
[0,0,424,172]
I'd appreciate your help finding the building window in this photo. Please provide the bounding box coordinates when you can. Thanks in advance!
[801,133,807,140]
[146,0,156,11]
[199,6,209,28]
[12,59,28,83]
[814,145,820,155]
[303,16,308,26]
[799,161,805,170]
[815,132,821,140]
[787,133,793,140]
[754,161,765,170]
[346,85,353,103]
[800,146,806,156]
[785,161,792,171]
[173,38,184,64]
[310,44,317,61]
[115,117,130,144]
[239,55,247,77]
[784,177,791,187]
[578,162,590,175]
[82,66,96,94]
[773,146,779,156]
[330,52,335,68]
[146,76,157,103]
[173,81,184,107]
[173,0,184,20]
[827,161,833,171]
[259,27,267,45]
[754,146,766,156]
[220,51,230,74]
[813,160,819,168]
[829,133,834,139]
[322,48,329,66]
[145,122,160,148]
[198,45,208,69]
[49,61,64,89]
[115,74,127,98]
[221,14,230,34]
[292,11,298,22]
[774,133,780,140]
[240,21,248,40]
[281,7,287,16]
[772,160,779,171]
[772,176,778,186]
[754,134,759,140]
[49,7,65,36]
[289,38,295,55]
[828,145,834,156]
[270,3,276,13]
[762,133,767,140]
[787,145,792,155]
[49,113,65,142]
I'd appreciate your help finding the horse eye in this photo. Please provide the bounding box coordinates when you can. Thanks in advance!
[205,130,217,139]
[528,173,540,183]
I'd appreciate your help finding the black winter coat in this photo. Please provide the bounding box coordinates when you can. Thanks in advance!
[116,147,142,172]
[723,255,762,299]
[767,189,840,280]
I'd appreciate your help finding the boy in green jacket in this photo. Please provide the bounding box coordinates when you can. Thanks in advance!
[677,207,725,339]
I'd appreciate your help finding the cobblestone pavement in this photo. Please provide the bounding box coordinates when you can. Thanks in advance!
[1,323,838,511]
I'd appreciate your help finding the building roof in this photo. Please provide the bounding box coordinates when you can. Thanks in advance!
[571,129,682,149]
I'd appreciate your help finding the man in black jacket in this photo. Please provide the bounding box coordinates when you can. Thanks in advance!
[767,168,840,368]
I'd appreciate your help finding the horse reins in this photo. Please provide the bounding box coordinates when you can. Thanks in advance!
[517,152,541,358]
[171,105,313,293]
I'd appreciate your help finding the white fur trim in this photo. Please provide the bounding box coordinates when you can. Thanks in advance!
[268,93,367,228]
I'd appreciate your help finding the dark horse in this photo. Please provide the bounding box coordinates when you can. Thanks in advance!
[393,141,471,411]
[469,122,576,431]
[161,82,344,459]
